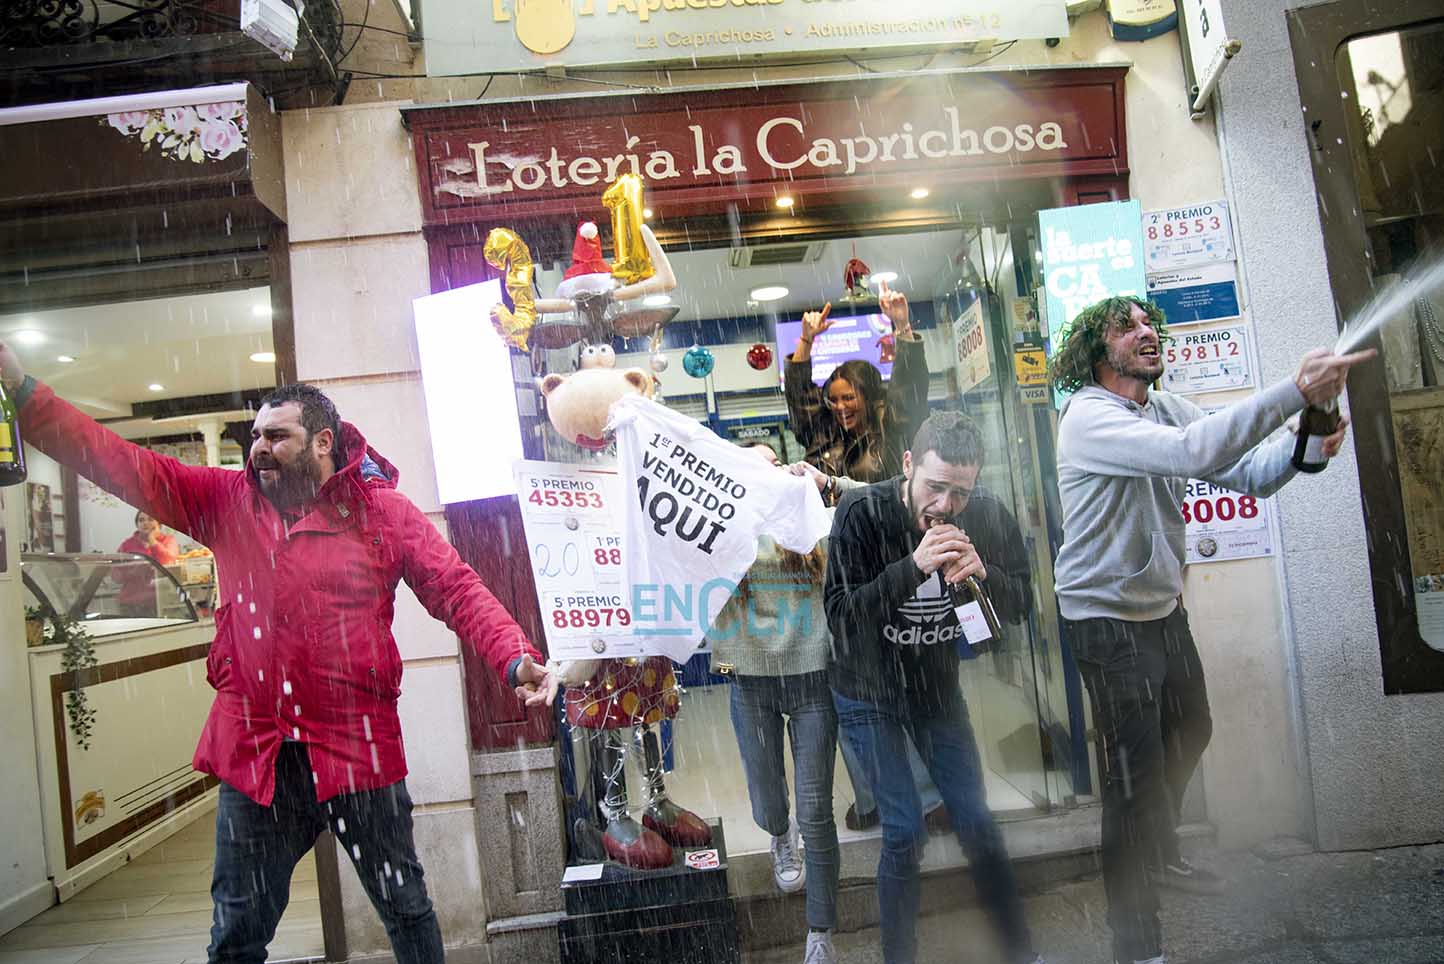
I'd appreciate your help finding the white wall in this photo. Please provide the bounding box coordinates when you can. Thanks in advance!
[0,482,56,934]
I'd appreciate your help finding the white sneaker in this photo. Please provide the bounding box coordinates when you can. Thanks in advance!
[804,929,836,964]
[770,818,805,894]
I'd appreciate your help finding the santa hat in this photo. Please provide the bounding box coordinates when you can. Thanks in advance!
[563,221,611,279]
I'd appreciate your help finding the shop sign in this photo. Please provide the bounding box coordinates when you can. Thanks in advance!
[1180,0,1241,115]
[685,848,721,870]
[1038,199,1148,348]
[1143,200,1234,272]
[423,0,1070,76]
[1013,347,1048,387]
[953,300,991,394]
[512,460,644,660]
[1184,478,1272,564]
[1160,323,1253,395]
[406,69,1130,223]
[1147,262,1240,326]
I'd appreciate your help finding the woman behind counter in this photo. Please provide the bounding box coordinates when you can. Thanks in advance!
[115,510,179,617]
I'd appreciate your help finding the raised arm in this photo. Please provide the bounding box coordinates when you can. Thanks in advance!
[13,377,233,539]
[784,305,836,455]
[1058,378,1306,480]
[880,286,928,444]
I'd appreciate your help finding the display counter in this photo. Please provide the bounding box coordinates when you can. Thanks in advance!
[23,553,217,899]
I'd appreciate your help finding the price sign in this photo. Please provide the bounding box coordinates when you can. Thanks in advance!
[1143,200,1234,272]
[1161,324,1253,395]
[513,460,641,659]
[1183,478,1273,564]
[953,300,991,394]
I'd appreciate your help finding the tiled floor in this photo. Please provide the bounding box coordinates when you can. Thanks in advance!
[0,812,324,964]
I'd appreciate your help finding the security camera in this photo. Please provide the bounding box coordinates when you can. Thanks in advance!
[241,0,302,61]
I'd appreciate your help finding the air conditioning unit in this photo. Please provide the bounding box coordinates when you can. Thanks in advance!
[241,0,301,61]
[728,241,828,269]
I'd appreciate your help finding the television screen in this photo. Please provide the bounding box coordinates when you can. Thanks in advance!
[775,312,895,386]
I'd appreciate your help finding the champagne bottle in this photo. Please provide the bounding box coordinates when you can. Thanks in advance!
[1290,399,1339,474]
[0,379,26,487]
[948,574,1001,652]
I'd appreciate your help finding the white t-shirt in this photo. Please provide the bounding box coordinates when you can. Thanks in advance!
[609,394,832,662]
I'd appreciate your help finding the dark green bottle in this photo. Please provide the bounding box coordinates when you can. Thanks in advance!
[0,380,27,487]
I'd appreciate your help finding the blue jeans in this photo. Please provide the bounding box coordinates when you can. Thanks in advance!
[207,742,443,964]
[833,689,1033,964]
[729,671,840,931]
[839,727,943,818]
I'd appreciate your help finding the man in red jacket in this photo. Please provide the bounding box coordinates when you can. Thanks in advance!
[0,344,556,964]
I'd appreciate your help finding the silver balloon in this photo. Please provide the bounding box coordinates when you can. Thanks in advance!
[650,352,669,373]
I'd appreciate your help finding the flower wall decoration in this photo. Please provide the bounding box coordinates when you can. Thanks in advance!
[104,101,248,163]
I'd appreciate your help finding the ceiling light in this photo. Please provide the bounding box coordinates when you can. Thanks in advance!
[56,355,75,363]
[642,208,654,219]
[775,196,795,209]
[252,304,271,318]
[749,284,789,302]
[250,351,277,364]
[870,271,898,285]
[15,329,43,346]
[909,187,931,200]
[642,294,671,307]
[148,383,164,392]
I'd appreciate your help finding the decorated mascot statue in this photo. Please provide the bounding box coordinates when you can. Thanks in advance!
[488,175,712,870]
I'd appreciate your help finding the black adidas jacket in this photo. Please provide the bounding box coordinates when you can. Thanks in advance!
[824,476,1032,713]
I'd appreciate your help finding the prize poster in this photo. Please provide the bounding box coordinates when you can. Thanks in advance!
[513,460,642,660]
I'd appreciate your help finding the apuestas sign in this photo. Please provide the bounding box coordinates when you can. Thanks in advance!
[407,70,1129,223]
[423,0,1071,76]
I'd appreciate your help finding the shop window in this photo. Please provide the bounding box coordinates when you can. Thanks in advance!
[1333,21,1444,691]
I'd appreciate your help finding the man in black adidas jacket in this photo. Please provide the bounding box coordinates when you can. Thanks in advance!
[825,411,1039,964]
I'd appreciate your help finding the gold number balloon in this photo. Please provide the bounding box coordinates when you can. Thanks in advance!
[602,173,654,286]
[483,227,538,352]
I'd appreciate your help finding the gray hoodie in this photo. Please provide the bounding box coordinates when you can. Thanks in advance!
[1054,377,1306,622]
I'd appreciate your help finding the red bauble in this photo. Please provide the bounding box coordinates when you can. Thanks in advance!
[746,343,774,371]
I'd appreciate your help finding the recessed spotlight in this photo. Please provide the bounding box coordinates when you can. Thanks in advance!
[642,295,672,307]
[252,304,271,318]
[775,196,795,209]
[749,284,789,302]
[909,187,931,200]
[642,208,654,219]
[148,383,164,392]
[250,351,277,364]
[56,355,75,363]
[870,271,899,285]
[15,330,43,346]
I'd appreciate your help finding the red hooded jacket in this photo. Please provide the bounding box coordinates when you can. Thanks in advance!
[21,380,542,805]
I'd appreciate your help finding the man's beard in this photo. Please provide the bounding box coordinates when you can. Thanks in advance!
[257,453,323,508]
[1105,343,1163,382]
[902,475,947,532]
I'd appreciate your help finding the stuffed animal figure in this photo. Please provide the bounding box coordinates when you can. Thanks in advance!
[539,361,652,451]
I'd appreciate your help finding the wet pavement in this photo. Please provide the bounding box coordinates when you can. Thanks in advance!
[746,841,1444,964]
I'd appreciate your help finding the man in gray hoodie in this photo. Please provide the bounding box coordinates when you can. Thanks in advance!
[1049,296,1373,964]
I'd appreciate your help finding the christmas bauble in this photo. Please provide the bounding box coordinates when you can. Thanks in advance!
[746,343,774,371]
[649,351,669,373]
[682,344,714,378]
